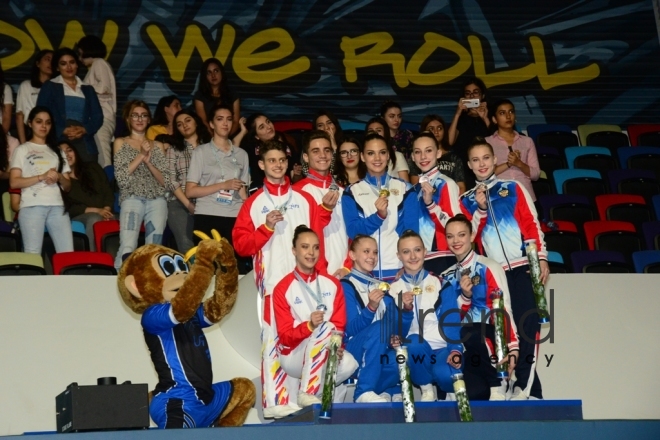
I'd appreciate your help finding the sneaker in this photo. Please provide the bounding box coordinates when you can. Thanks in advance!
[489,385,506,401]
[297,392,322,407]
[379,392,392,402]
[445,392,456,401]
[510,386,528,400]
[391,393,403,402]
[263,403,302,419]
[356,391,389,403]
[420,384,437,402]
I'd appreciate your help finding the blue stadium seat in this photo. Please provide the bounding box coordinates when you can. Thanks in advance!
[632,250,660,273]
[617,147,660,169]
[553,169,605,201]
[571,250,631,273]
[526,124,572,145]
[564,146,613,169]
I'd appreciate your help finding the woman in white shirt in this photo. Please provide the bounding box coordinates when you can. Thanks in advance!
[0,64,14,135]
[77,36,117,169]
[16,49,53,144]
[9,106,73,254]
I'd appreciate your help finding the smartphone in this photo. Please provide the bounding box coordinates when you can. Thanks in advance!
[508,146,513,153]
[462,98,480,108]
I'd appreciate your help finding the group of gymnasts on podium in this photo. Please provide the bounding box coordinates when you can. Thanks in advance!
[231,129,550,419]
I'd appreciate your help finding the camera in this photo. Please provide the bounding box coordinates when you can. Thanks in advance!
[462,99,480,108]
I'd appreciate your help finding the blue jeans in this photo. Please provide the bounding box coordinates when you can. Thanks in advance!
[19,205,73,254]
[115,196,167,268]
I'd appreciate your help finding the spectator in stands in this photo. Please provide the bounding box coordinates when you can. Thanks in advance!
[241,113,300,191]
[412,115,467,193]
[185,104,249,262]
[146,95,181,147]
[113,100,168,269]
[448,77,492,188]
[16,49,53,144]
[300,110,344,178]
[194,58,240,135]
[334,137,366,187]
[380,101,413,160]
[0,65,13,136]
[165,109,211,254]
[486,99,541,201]
[60,141,114,251]
[9,106,73,254]
[36,48,104,164]
[365,117,409,182]
[0,125,20,194]
[76,35,117,169]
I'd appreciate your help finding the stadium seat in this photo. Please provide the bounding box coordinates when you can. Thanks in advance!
[564,147,617,179]
[637,131,660,147]
[2,192,13,223]
[595,194,651,231]
[546,251,567,273]
[531,177,554,198]
[585,131,630,155]
[583,220,642,265]
[653,195,660,220]
[553,169,606,202]
[632,250,660,274]
[544,222,582,273]
[627,124,660,146]
[539,195,595,232]
[526,124,572,145]
[94,220,145,259]
[536,131,579,154]
[537,147,564,182]
[0,232,19,252]
[52,251,117,275]
[607,169,660,200]
[0,252,46,275]
[340,121,366,131]
[571,250,631,273]
[642,222,660,250]
[618,146,660,181]
[103,165,114,184]
[577,124,622,145]
[272,121,313,132]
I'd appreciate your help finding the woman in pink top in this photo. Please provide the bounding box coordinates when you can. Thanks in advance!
[486,99,541,201]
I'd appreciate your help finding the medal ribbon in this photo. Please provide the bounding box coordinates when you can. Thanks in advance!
[263,184,293,213]
[401,269,427,293]
[293,270,324,308]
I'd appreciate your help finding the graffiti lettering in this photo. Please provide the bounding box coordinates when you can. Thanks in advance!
[146,23,236,82]
[0,19,118,70]
[341,32,600,90]
[146,24,309,84]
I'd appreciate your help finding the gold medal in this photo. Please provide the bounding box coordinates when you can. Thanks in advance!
[379,282,390,292]
[412,286,422,295]
[379,188,390,197]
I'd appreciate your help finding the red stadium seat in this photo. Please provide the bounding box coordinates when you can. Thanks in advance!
[93,220,120,254]
[273,121,313,132]
[627,124,660,146]
[583,220,637,251]
[52,251,116,275]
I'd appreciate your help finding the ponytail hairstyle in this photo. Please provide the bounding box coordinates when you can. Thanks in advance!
[292,224,317,247]
[397,229,425,250]
[27,106,64,173]
[349,234,378,252]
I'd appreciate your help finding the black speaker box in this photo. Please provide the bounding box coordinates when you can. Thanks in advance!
[55,382,150,432]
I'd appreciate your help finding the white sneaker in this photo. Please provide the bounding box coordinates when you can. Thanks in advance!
[445,392,456,401]
[420,384,437,402]
[356,391,389,403]
[489,385,506,401]
[297,392,322,407]
[510,387,528,400]
[263,403,302,419]
[379,392,392,402]
[391,393,403,402]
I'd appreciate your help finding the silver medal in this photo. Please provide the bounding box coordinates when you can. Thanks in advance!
[329,183,339,191]
[316,304,327,312]
[419,175,429,184]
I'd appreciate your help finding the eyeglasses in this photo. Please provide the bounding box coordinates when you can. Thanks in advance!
[130,113,149,121]
[340,148,359,157]
[464,89,481,98]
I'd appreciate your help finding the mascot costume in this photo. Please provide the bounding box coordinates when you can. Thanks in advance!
[117,230,256,428]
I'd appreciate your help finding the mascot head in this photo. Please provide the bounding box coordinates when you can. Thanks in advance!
[117,244,190,314]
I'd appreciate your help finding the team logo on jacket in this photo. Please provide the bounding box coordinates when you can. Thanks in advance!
[498,188,509,197]
[261,206,269,214]
[323,291,331,297]
[425,284,434,293]
[471,274,481,285]
[391,188,400,196]
[294,297,302,304]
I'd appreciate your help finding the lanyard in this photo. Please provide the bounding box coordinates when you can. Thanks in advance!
[211,141,238,181]
[306,172,339,191]
[350,269,390,292]
[367,174,391,198]
[293,270,326,311]
[401,270,427,295]
[263,184,293,213]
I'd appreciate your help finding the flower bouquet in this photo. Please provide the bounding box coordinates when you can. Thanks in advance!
[320,330,344,419]
[395,346,416,423]
[490,288,509,379]
[452,373,473,422]
[524,239,550,324]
